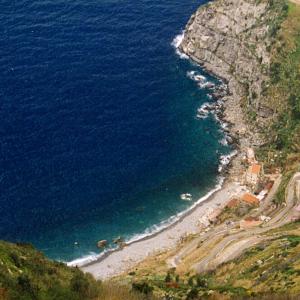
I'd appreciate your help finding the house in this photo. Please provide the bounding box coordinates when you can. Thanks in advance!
[257,189,268,201]
[226,198,239,208]
[245,163,264,187]
[241,193,260,206]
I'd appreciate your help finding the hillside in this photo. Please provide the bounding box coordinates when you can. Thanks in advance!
[0,240,100,300]
[115,0,300,299]
[0,241,149,300]
[117,222,300,299]
[0,0,300,300]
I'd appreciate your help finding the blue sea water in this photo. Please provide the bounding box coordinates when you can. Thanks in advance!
[0,0,230,262]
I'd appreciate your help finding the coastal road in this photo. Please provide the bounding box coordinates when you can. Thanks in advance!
[167,175,283,271]
[290,0,300,5]
[167,174,281,271]
[191,173,300,273]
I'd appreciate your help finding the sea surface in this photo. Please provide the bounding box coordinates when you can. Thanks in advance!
[0,0,230,262]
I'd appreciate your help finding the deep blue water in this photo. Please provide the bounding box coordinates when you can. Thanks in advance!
[0,0,229,262]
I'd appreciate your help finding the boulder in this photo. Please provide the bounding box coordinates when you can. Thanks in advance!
[113,236,124,244]
[97,240,107,248]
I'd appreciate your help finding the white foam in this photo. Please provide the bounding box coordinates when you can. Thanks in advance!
[171,32,184,48]
[219,137,228,146]
[218,150,238,172]
[171,32,189,59]
[196,102,214,119]
[67,252,103,267]
[186,70,216,90]
[67,176,226,268]
[186,70,207,82]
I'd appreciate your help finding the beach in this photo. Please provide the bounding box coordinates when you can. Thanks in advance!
[79,25,254,281]
[81,180,247,279]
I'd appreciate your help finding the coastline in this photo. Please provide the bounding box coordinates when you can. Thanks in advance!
[70,176,225,268]
[80,179,247,279]
[77,31,250,279]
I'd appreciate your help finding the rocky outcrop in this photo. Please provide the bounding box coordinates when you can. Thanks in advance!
[97,240,108,248]
[180,0,282,120]
[180,0,284,179]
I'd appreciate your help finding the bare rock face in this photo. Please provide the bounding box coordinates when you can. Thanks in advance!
[179,0,284,181]
[180,0,274,112]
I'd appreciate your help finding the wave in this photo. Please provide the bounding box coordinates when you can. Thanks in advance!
[67,175,226,267]
[67,32,235,269]
[67,252,102,267]
[187,70,216,91]
[171,31,189,59]
[218,150,238,173]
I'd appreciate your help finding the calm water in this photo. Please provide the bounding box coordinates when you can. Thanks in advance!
[0,0,229,262]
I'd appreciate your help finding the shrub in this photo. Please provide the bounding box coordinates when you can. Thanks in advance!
[70,271,90,297]
[187,288,198,299]
[132,282,153,295]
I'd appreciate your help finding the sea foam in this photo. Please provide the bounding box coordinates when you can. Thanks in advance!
[67,32,234,269]
[67,176,225,268]
[171,32,189,59]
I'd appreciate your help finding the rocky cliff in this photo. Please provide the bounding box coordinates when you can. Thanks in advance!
[180,0,285,122]
[180,0,289,178]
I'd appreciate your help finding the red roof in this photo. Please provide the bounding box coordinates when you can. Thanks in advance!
[249,164,261,175]
[241,193,260,206]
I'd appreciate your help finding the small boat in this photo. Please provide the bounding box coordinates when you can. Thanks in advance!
[180,193,192,201]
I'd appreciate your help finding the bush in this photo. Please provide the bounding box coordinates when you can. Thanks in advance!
[132,282,153,295]
[70,271,90,297]
[165,273,172,283]
[187,288,198,299]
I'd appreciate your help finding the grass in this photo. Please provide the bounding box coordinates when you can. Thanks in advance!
[125,222,300,299]
[261,1,300,165]
[0,240,157,300]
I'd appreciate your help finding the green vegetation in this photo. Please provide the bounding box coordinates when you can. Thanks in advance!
[126,222,300,299]
[258,1,300,168]
[0,241,156,300]
[0,240,100,300]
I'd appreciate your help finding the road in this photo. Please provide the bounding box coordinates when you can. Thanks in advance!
[167,173,300,274]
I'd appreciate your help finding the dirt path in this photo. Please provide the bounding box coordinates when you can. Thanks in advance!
[192,173,300,273]
[166,173,300,274]
[290,0,300,5]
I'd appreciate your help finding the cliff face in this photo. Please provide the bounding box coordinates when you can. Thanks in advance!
[180,0,280,119]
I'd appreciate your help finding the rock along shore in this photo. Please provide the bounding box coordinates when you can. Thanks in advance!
[179,0,280,181]
[79,0,278,279]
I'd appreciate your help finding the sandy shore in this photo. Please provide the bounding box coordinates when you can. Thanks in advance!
[81,180,247,279]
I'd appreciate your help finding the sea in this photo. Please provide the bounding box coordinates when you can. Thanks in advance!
[0,0,231,264]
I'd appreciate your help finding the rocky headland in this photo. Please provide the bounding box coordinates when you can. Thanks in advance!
[1,0,300,299]
[180,0,285,180]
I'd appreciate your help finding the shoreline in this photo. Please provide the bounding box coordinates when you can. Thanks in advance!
[71,176,225,268]
[77,33,247,279]
[78,178,224,268]
[68,31,239,271]
[80,179,247,279]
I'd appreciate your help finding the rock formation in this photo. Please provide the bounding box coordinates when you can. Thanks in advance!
[180,0,282,120]
[180,0,285,180]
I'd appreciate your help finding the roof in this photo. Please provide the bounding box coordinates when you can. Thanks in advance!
[241,193,260,205]
[249,164,261,175]
[227,198,239,208]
